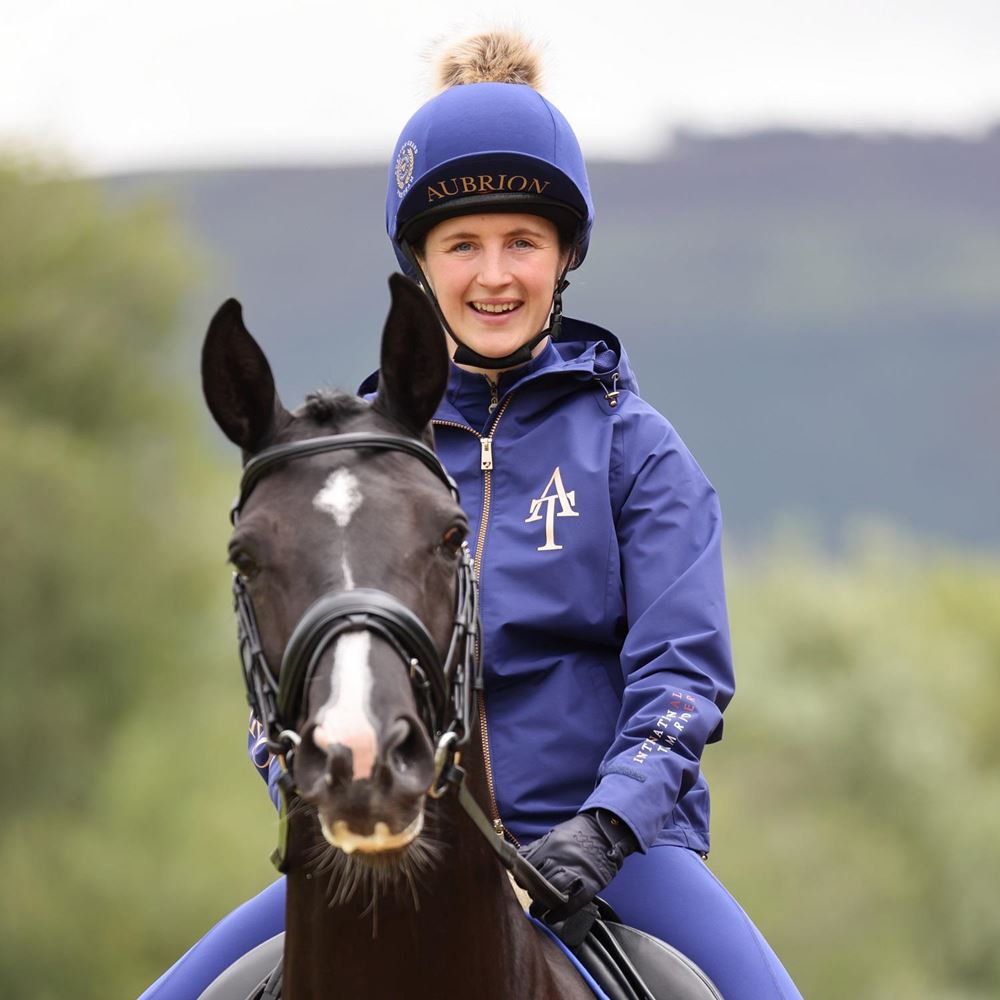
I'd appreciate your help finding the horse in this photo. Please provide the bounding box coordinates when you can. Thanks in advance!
[200,274,593,1000]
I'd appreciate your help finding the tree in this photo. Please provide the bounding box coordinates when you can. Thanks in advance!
[0,155,273,998]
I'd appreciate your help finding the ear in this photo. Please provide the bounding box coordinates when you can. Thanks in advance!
[201,299,287,452]
[374,274,449,437]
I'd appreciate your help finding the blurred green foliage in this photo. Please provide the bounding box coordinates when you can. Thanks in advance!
[710,527,1000,1000]
[0,155,274,998]
[2,156,998,999]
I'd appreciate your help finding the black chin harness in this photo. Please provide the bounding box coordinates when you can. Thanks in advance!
[229,431,571,912]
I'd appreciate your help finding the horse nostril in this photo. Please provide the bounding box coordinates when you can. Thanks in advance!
[325,743,354,788]
[383,716,430,779]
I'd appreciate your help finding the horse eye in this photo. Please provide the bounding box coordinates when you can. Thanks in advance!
[230,550,259,581]
[440,525,467,556]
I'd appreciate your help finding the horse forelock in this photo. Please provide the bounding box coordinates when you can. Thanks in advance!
[300,390,369,429]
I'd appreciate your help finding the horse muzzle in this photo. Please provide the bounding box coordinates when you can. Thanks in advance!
[293,697,435,857]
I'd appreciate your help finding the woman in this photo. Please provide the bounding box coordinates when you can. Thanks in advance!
[142,30,802,1000]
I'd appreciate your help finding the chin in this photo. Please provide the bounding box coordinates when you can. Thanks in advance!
[464,333,537,359]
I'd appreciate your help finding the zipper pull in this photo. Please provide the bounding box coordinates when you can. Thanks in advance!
[493,817,506,838]
[480,437,493,471]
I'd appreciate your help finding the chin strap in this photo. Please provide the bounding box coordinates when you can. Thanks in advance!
[548,271,570,343]
[400,239,571,371]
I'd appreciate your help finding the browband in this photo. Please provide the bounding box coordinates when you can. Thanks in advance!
[233,432,459,523]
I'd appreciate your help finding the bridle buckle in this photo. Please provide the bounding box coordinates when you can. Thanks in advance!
[429,730,461,799]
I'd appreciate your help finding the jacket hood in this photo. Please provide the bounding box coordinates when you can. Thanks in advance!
[548,316,636,387]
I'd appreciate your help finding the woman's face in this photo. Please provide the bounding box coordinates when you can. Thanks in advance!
[419,213,568,368]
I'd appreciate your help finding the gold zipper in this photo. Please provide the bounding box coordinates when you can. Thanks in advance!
[433,394,518,845]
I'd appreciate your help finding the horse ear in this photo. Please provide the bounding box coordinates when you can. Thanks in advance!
[374,274,449,437]
[201,299,287,452]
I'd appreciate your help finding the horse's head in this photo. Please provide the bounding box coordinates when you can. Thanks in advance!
[202,275,473,868]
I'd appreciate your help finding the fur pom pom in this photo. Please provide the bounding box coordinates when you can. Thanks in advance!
[434,29,543,91]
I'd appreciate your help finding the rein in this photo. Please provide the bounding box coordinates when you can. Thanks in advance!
[228,430,569,912]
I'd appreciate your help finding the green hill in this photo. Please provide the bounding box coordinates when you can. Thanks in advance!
[106,126,1000,549]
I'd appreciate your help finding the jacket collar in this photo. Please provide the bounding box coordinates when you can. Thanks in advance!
[358,316,637,430]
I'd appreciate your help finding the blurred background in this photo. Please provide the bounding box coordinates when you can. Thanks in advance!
[2,2,998,997]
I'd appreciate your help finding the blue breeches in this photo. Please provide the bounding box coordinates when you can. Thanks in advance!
[137,879,285,1000]
[601,845,803,1000]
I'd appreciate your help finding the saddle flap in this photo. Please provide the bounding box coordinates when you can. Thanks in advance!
[601,921,723,1000]
[197,933,283,1000]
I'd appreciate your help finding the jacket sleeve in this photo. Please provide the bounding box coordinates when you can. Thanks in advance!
[580,403,735,850]
[247,712,283,812]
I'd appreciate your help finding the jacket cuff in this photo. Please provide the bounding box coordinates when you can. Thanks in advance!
[580,773,654,853]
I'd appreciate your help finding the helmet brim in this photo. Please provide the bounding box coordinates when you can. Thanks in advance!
[399,192,583,249]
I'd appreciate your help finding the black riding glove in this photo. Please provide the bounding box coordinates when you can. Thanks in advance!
[517,809,639,924]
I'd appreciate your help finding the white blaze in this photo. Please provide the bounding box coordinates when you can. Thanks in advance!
[340,554,355,591]
[314,469,359,591]
[313,468,363,527]
[313,632,377,780]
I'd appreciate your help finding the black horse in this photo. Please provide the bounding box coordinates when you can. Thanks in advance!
[201,275,592,1000]
[199,276,722,1000]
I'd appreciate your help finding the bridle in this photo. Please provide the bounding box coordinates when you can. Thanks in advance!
[228,428,569,911]
[230,431,480,867]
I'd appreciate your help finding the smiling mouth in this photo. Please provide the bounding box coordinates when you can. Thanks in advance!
[470,301,522,315]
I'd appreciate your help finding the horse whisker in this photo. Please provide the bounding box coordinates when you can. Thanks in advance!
[403,862,421,911]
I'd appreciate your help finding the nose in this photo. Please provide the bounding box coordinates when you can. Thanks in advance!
[300,713,432,795]
[312,712,377,781]
[477,246,512,289]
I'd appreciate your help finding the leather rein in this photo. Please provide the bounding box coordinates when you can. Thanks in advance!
[228,430,569,911]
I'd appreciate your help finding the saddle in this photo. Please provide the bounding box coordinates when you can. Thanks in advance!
[196,899,722,1000]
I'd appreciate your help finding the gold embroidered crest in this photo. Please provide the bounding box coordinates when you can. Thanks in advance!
[395,141,418,197]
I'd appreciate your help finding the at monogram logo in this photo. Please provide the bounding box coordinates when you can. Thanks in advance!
[525,466,580,551]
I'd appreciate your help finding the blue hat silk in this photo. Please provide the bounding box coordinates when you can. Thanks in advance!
[386,83,594,275]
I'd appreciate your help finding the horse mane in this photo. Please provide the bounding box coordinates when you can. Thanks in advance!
[300,390,368,427]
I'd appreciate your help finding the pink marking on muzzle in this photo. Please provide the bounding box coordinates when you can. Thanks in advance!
[313,632,378,780]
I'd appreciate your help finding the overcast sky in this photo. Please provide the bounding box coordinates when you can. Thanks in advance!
[3,0,1000,174]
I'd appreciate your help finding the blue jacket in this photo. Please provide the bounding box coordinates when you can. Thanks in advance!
[251,317,735,854]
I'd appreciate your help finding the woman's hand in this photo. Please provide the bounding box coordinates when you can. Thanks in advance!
[517,809,639,923]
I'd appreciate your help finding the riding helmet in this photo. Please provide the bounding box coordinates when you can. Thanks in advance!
[386,31,595,279]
